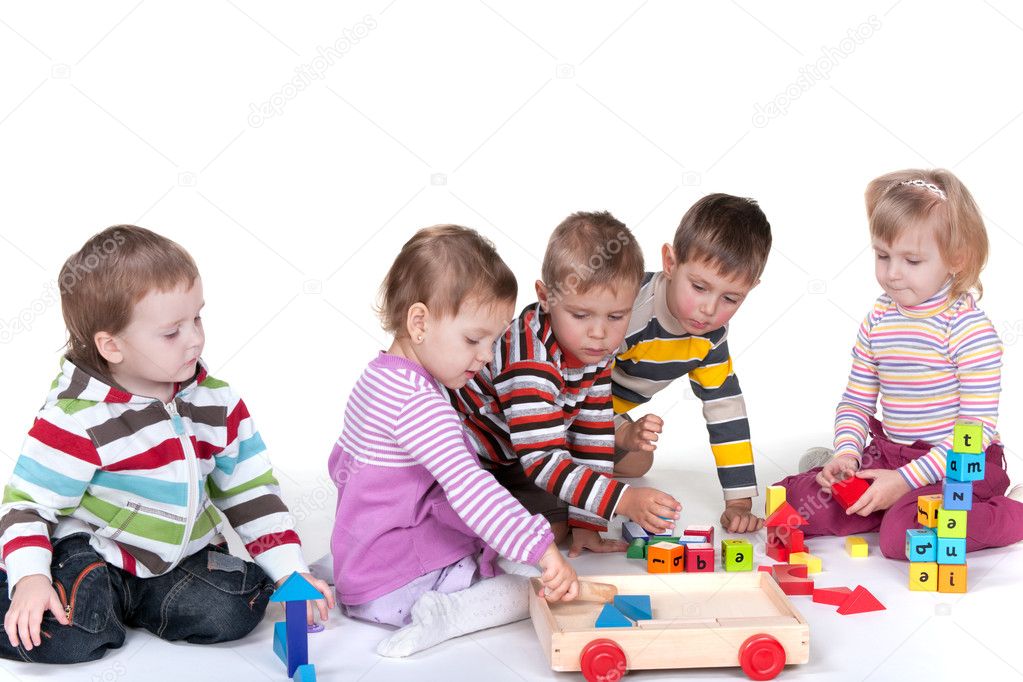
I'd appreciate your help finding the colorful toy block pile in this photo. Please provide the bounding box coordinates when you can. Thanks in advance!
[623,521,753,573]
[907,419,980,593]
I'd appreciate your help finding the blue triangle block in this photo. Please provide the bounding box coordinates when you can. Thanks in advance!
[595,603,635,628]
[613,595,652,621]
[273,621,288,664]
[271,572,323,602]
[293,664,317,682]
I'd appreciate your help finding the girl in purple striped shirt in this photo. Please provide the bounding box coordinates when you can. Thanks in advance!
[778,169,1023,558]
[326,225,578,657]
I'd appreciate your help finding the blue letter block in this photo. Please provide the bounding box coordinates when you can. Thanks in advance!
[942,479,973,511]
[937,537,967,565]
[906,528,937,562]
[947,451,985,482]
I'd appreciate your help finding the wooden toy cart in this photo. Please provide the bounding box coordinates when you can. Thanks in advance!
[528,572,809,681]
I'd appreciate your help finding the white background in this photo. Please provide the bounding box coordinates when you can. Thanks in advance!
[1,2,1022,681]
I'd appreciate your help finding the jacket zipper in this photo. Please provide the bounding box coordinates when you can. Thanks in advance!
[165,399,199,566]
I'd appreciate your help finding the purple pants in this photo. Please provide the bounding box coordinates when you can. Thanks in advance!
[774,418,1023,560]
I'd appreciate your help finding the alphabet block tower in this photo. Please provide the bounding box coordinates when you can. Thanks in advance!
[907,419,980,593]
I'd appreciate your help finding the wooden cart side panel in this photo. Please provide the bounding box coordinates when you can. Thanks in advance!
[547,623,809,672]
[528,578,558,667]
[758,572,810,625]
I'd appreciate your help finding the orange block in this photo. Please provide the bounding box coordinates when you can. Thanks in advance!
[647,541,684,574]
[938,564,967,593]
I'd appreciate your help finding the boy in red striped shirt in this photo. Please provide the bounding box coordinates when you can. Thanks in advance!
[449,211,681,555]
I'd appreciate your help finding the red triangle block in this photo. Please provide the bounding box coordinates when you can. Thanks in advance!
[836,585,885,615]
[812,586,853,606]
[832,476,870,510]
[765,501,808,528]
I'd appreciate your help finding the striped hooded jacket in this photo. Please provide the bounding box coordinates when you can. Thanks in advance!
[0,359,307,595]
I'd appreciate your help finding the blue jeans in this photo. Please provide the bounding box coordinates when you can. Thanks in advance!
[0,533,274,664]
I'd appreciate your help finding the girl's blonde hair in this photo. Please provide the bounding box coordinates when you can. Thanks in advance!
[377,225,517,335]
[865,169,988,299]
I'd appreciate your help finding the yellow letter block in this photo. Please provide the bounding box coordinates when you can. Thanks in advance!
[845,536,868,558]
[916,494,942,528]
[938,564,968,593]
[909,562,938,591]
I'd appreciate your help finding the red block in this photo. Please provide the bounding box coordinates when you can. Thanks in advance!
[770,563,814,596]
[766,543,789,562]
[769,527,806,553]
[836,585,885,615]
[812,586,853,606]
[684,543,715,572]
[683,524,714,545]
[765,501,807,528]
[832,476,870,510]
[758,565,774,573]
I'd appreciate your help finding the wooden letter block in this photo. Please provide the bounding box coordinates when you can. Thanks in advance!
[788,552,822,574]
[765,485,786,516]
[905,528,937,562]
[845,536,868,558]
[684,543,714,572]
[938,564,967,593]
[683,524,714,545]
[942,479,973,511]
[647,541,683,574]
[909,562,938,591]
[626,538,646,559]
[916,493,942,528]
[937,508,967,539]
[952,419,983,454]
[947,451,985,482]
[936,537,966,565]
[722,539,753,572]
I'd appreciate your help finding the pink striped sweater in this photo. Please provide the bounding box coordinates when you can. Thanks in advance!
[835,280,1003,488]
[329,352,553,604]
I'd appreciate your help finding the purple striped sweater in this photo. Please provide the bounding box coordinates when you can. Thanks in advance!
[329,352,553,605]
[835,281,1003,488]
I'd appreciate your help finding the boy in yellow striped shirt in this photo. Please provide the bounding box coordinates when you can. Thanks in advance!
[611,194,771,533]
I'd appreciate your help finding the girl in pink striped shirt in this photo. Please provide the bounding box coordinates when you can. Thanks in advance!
[327,225,578,657]
[777,169,1023,558]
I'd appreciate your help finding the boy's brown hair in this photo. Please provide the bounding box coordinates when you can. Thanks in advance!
[378,225,517,335]
[60,225,200,375]
[541,210,644,302]
[672,194,772,285]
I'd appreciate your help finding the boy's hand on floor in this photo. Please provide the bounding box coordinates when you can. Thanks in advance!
[618,486,681,533]
[616,414,663,453]
[537,544,579,602]
[276,572,336,624]
[720,498,764,533]
[815,454,860,492]
[567,528,628,558]
[4,574,69,651]
[845,469,910,516]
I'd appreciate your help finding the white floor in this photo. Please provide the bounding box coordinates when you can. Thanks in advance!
[2,447,1021,682]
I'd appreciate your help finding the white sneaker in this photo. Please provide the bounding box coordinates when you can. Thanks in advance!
[799,447,834,473]
[1007,484,1023,503]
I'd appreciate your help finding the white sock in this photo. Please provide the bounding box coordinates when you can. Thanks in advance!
[375,574,529,657]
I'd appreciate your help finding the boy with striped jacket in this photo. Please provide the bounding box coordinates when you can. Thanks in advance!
[611,194,772,534]
[0,226,331,664]
[449,211,682,556]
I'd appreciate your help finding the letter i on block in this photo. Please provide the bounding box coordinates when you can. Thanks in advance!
[938,564,967,593]
[916,494,942,528]
[909,562,938,591]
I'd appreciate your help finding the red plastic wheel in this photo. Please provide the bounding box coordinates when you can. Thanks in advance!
[738,634,787,680]
[580,638,627,682]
